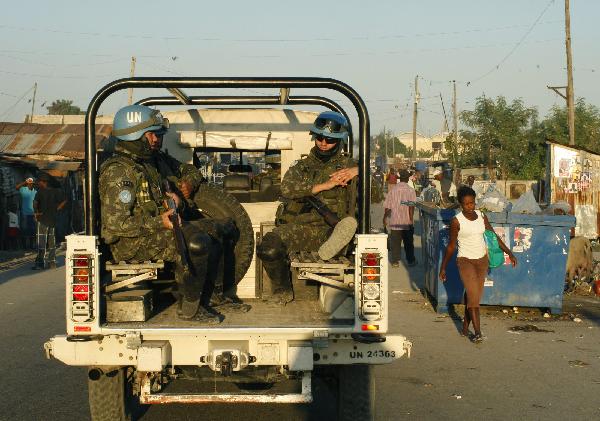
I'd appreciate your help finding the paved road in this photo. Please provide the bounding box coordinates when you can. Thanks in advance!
[1,227,599,420]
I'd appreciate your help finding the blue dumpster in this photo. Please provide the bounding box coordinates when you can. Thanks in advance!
[417,203,575,314]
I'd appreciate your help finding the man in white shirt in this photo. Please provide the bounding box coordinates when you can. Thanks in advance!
[431,167,457,205]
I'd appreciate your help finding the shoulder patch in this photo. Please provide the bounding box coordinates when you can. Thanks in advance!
[118,189,133,204]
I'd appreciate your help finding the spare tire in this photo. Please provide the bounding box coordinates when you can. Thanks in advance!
[194,183,254,285]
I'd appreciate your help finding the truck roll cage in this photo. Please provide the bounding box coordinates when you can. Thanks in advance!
[84,77,371,235]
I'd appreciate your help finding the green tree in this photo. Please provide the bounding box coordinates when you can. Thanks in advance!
[455,96,541,180]
[538,98,600,153]
[46,99,84,115]
[371,129,408,160]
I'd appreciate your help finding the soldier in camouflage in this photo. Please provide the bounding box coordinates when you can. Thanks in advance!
[100,105,248,323]
[256,111,358,304]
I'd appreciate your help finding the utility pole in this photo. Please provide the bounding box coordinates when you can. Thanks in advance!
[29,82,37,123]
[412,75,419,161]
[127,56,137,105]
[565,0,575,145]
[452,80,458,170]
[439,93,449,132]
[392,127,395,159]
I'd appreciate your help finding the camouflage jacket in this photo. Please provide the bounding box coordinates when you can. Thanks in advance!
[279,147,357,225]
[99,140,202,246]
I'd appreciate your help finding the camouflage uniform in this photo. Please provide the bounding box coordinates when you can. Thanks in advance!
[99,139,238,313]
[273,147,356,250]
[257,146,356,302]
[99,139,203,263]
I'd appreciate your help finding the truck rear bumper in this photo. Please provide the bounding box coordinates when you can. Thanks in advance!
[44,333,412,370]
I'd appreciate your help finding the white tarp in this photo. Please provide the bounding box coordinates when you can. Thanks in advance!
[179,131,293,150]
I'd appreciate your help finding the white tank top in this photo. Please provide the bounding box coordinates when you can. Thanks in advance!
[456,210,487,259]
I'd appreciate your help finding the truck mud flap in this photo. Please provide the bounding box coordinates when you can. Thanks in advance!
[139,372,312,404]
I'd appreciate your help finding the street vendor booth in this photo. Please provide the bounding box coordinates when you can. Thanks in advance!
[418,204,575,314]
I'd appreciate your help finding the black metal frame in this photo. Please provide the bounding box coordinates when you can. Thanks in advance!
[85,77,370,235]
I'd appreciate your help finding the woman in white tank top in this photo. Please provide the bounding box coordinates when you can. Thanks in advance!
[439,186,517,343]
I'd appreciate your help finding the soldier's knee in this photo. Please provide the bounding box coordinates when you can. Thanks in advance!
[187,232,212,257]
[257,232,287,262]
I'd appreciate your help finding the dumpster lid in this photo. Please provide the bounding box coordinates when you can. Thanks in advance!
[507,213,576,227]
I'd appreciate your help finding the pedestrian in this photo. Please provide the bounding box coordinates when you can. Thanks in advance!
[32,173,66,269]
[100,104,248,323]
[15,177,37,249]
[439,186,517,343]
[256,111,358,304]
[408,169,424,195]
[431,167,457,205]
[387,169,398,186]
[465,175,475,188]
[383,169,417,267]
[371,166,385,203]
[6,203,20,249]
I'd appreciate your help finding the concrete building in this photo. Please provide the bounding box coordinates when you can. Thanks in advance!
[395,131,449,158]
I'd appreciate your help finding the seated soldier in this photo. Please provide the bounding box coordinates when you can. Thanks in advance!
[99,105,249,323]
[256,111,358,305]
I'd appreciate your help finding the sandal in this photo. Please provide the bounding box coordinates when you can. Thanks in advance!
[471,333,484,343]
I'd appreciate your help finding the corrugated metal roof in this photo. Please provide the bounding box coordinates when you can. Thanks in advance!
[0,122,111,160]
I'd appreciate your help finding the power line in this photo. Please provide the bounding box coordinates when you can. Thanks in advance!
[0,20,561,44]
[467,0,557,85]
[0,85,35,119]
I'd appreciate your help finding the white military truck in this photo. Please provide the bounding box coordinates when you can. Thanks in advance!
[44,77,412,421]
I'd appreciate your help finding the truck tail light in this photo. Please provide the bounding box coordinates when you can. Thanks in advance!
[70,254,94,323]
[359,252,383,322]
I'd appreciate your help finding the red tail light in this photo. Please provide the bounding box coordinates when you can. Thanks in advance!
[364,253,378,266]
[70,253,94,323]
[73,284,89,301]
[73,254,89,267]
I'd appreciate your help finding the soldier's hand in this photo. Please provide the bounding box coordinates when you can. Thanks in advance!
[178,180,193,199]
[161,208,183,230]
[330,167,359,186]
[164,192,181,209]
[161,209,174,229]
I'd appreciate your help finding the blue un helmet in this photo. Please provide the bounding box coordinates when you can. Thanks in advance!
[111,104,169,141]
[309,111,349,141]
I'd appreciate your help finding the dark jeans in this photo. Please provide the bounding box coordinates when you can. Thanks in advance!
[35,221,56,268]
[388,227,415,264]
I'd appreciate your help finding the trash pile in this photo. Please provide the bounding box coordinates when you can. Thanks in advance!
[565,237,600,296]
[477,184,572,216]
[477,184,511,212]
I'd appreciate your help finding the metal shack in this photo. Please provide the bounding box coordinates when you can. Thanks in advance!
[546,141,600,238]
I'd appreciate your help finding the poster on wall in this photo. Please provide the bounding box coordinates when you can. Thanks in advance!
[553,145,578,178]
[513,227,533,253]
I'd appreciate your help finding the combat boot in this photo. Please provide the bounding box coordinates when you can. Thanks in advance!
[210,289,251,313]
[178,298,201,319]
[262,262,294,305]
[318,216,358,260]
[257,232,294,305]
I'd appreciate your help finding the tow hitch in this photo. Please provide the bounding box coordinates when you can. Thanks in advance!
[202,349,254,375]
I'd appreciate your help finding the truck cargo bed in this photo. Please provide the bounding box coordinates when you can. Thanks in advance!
[103,298,352,329]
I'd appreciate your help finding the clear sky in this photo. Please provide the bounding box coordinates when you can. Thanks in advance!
[1,0,598,136]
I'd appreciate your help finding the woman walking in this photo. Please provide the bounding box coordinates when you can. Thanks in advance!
[439,186,517,343]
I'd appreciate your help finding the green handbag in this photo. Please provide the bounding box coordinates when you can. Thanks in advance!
[484,230,504,268]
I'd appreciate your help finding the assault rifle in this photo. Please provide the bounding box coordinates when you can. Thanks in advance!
[162,180,192,272]
[304,196,340,227]
[305,195,358,261]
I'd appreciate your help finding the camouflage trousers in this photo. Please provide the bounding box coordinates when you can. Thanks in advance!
[272,222,331,252]
[109,218,229,263]
[109,218,231,303]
